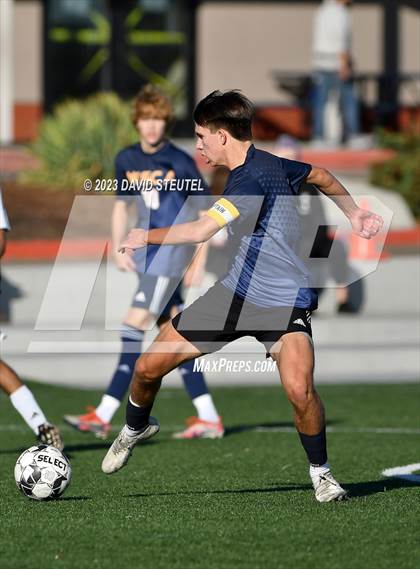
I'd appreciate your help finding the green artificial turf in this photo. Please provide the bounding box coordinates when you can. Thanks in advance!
[0,382,419,569]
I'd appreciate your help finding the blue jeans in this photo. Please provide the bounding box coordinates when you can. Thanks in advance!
[313,71,360,140]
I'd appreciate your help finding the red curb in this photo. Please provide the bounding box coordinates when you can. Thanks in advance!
[384,227,420,246]
[3,239,109,262]
[2,227,418,263]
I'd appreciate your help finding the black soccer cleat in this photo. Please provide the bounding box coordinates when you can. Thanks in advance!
[37,423,64,451]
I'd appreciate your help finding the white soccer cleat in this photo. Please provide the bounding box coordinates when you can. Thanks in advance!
[312,470,348,502]
[101,417,160,475]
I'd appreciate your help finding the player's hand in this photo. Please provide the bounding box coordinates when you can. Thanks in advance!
[119,228,148,253]
[349,208,383,239]
[114,249,136,272]
[339,64,351,81]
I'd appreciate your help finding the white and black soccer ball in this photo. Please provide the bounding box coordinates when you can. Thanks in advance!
[14,444,71,500]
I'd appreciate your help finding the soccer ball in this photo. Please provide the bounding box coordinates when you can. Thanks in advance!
[14,444,71,500]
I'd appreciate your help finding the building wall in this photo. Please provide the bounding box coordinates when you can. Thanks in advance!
[13,0,43,140]
[196,2,418,105]
[8,1,419,141]
[14,0,42,103]
[400,6,420,74]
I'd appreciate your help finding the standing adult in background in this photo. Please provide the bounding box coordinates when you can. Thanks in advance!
[0,188,63,450]
[312,0,362,147]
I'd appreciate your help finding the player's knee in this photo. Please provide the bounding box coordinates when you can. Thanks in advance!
[133,357,160,384]
[284,380,314,412]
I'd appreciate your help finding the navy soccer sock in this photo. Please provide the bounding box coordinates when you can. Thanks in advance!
[298,427,328,466]
[105,325,143,401]
[125,397,153,432]
[179,359,209,400]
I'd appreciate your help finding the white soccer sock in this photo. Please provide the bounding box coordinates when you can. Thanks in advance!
[9,385,47,434]
[123,424,142,438]
[192,394,219,423]
[309,462,330,481]
[95,394,121,423]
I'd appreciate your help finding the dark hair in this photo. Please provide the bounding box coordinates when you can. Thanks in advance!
[193,90,254,141]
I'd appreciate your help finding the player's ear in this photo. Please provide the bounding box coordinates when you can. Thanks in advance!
[218,129,228,146]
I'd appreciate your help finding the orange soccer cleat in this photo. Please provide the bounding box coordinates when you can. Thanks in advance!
[64,407,111,439]
[173,416,225,439]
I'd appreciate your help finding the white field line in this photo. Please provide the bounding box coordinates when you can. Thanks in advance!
[382,463,420,483]
[255,426,420,435]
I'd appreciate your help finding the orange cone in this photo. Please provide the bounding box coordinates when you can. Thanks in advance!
[349,232,380,260]
[349,199,389,260]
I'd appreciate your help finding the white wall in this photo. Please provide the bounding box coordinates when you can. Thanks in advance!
[14,0,42,103]
[197,2,401,105]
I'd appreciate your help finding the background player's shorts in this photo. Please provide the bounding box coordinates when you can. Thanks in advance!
[132,273,184,319]
[172,282,312,354]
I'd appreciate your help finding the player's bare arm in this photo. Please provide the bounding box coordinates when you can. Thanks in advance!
[120,214,220,253]
[0,228,6,258]
[183,241,210,287]
[307,166,384,239]
[111,199,136,271]
[183,211,212,287]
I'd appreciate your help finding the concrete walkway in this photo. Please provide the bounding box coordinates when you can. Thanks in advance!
[1,254,418,388]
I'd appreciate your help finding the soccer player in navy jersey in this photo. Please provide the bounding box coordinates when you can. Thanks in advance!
[102,90,383,502]
[64,85,223,440]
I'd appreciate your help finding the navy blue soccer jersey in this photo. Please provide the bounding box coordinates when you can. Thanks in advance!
[115,141,209,277]
[205,145,318,309]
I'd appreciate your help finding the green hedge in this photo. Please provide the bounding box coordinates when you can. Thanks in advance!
[370,129,420,218]
[21,92,137,190]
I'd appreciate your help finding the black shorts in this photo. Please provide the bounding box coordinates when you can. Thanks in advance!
[172,282,313,354]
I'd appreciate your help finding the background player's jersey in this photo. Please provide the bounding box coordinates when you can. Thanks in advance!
[214,146,318,309]
[115,141,208,277]
[0,189,11,231]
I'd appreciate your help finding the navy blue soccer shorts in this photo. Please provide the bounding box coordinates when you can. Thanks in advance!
[132,273,184,320]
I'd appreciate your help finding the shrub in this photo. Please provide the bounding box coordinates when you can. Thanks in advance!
[370,129,420,218]
[21,92,137,190]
